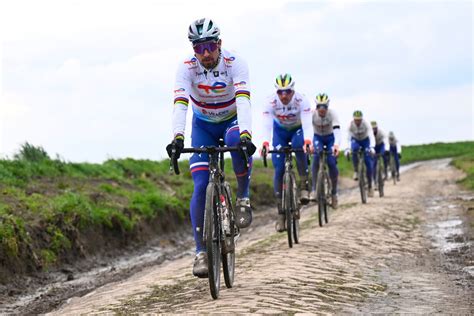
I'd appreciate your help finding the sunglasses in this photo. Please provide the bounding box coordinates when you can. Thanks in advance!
[193,41,219,55]
[277,89,293,95]
[316,104,328,109]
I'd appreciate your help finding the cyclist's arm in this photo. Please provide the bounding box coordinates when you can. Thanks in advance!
[331,109,342,147]
[262,97,274,145]
[366,120,376,148]
[172,61,192,138]
[397,139,402,154]
[300,95,313,144]
[232,56,252,139]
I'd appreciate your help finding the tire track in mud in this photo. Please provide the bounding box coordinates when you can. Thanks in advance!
[50,160,472,314]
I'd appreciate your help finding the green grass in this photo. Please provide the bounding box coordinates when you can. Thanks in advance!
[1,141,473,272]
[451,153,474,190]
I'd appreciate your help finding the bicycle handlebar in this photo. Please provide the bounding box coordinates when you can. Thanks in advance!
[262,145,309,168]
[170,146,243,175]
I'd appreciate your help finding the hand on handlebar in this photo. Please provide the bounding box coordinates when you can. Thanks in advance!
[260,141,270,157]
[369,147,375,156]
[239,135,256,156]
[166,136,184,159]
[303,139,313,154]
[333,144,340,157]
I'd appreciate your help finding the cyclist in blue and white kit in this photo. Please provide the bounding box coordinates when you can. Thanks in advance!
[310,93,341,208]
[166,18,256,278]
[261,74,313,232]
[388,131,402,181]
[371,121,389,184]
[345,110,376,197]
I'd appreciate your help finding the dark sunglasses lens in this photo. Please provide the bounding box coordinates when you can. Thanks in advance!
[317,104,328,109]
[277,89,292,95]
[193,42,218,54]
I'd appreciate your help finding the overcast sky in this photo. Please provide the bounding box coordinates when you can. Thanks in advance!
[1,0,472,162]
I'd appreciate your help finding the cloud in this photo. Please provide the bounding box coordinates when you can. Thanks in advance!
[1,1,472,162]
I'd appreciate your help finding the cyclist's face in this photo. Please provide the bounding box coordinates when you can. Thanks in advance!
[317,106,328,116]
[194,40,221,68]
[277,90,294,105]
[373,127,378,134]
[354,118,362,126]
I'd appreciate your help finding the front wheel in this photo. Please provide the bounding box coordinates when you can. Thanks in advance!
[359,157,367,204]
[323,171,331,224]
[290,173,300,244]
[317,171,325,227]
[205,184,221,299]
[283,172,293,248]
[377,158,384,197]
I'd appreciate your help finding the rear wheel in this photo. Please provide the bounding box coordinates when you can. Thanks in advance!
[323,171,331,223]
[317,171,325,227]
[205,184,221,299]
[283,172,293,248]
[221,182,235,289]
[359,154,367,204]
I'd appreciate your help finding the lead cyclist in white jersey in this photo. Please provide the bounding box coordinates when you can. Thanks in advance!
[166,18,256,278]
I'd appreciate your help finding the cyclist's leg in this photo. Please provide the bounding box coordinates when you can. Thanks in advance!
[189,118,219,253]
[224,119,252,199]
[382,146,389,176]
[362,138,373,187]
[271,125,290,206]
[312,135,323,191]
[373,144,382,182]
[351,138,361,171]
[390,145,400,175]
[325,134,338,195]
[291,128,307,176]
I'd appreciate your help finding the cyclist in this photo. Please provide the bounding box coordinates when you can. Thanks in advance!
[261,74,313,232]
[166,18,256,278]
[310,93,341,209]
[371,121,389,185]
[388,131,402,181]
[345,110,376,197]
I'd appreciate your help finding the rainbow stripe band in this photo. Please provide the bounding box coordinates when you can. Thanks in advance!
[235,90,250,100]
[190,95,236,109]
[174,97,189,106]
[240,130,251,140]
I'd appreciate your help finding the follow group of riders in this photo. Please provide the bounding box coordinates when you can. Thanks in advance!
[166,18,402,278]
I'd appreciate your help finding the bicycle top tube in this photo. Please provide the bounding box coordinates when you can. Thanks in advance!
[267,146,304,154]
[180,146,241,154]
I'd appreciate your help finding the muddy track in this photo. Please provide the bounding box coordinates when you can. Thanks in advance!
[43,160,473,314]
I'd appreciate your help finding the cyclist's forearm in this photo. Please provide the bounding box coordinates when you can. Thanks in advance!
[172,103,188,137]
[333,127,341,147]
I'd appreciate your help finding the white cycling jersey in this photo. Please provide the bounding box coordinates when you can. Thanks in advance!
[388,134,402,153]
[262,91,313,143]
[172,49,252,138]
[312,108,341,146]
[374,128,388,149]
[347,119,375,147]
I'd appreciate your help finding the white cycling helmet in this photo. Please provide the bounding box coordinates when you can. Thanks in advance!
[188,18,220,44]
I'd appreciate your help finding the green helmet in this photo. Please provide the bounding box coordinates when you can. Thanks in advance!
[353,110,363,118]
[371,121,377,128]
[274,73,295,90]
[315,93,330,106]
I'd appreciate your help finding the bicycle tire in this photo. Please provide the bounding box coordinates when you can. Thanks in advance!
[283,172,293,248]
[390,155,397,185]
[359,153,367,204]
[205,184,221,299]
[221,182,235,289]
[378,157,384,197]
[317,171,325,227]
[323,171,330,223]
[290,172,300,244]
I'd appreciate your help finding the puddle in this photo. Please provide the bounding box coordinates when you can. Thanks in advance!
[424,196,473,280]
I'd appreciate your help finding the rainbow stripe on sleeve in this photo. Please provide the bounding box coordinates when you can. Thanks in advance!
[174,97,189,107]
[240,130,251,140]
[235,90,250,100]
